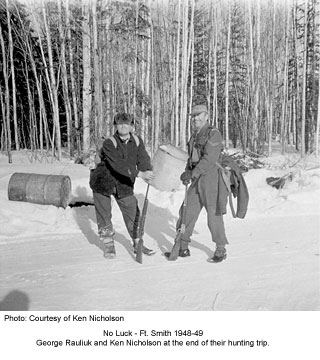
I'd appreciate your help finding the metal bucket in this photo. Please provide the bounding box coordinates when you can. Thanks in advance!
[8,173,71,208]
[151,144,188,191]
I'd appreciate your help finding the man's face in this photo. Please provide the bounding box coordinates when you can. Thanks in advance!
[116,122,132,137]
[192,112,208,130]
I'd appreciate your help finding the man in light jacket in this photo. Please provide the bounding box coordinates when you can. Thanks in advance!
[166,104,229,263]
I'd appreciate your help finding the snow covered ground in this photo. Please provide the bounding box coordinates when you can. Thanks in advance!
[0,148,319,312]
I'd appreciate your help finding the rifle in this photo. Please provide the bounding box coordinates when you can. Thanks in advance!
[135,184,150,264]
[167,184,188,261]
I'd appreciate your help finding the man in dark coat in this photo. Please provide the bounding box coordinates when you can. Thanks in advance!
[166,104,229,263]
[90,113,154,258]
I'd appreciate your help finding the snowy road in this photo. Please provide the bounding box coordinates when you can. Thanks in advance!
[1,211,319,311]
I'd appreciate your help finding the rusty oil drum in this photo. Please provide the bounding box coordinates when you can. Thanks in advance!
[8,173,71,208]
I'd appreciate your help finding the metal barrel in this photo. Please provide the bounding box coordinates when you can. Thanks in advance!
[151,144,188,192]
[8,173,71,208]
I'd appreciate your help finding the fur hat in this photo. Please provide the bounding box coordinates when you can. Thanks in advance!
[113,113,134,125]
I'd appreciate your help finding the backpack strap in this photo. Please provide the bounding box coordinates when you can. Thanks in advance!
[105,133,140,149]
[94,137,107,165]
[131,133,140,147]
[104,135,117,148]
[94,133,140,165]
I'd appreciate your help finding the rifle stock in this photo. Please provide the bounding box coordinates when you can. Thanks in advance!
[135,184,150,264]
[168,184,188,261]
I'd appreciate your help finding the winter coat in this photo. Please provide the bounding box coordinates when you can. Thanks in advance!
[187,123,249,218]
[187,123,224,207]
[89,132,152,198]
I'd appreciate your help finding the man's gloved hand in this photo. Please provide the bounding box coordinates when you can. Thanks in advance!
[180,170,193,185]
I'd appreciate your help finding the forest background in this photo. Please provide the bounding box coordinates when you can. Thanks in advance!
[0,0,319,163]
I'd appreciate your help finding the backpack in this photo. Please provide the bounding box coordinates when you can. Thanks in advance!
[94,133,140,166]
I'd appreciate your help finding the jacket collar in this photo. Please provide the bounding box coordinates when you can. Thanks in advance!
[114,131,133,144]
[194,122,211,137]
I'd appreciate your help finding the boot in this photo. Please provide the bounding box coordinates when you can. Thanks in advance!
[164,240,190,258]
[209,247,227,263]
[178,248,191,257]
[103,240,116,259]
[133,239,155,256]
[99,226,116,259]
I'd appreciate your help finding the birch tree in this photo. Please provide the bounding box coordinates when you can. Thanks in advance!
[179,0,189,149]
[301,0,308,156]
[65,0,80,156]
[281,3,290,155]
[6,0,18,150]
[267,0,276,156]
[92,0,102,140]
[0,23,12,162]
[42,1,62,160]
[174,0,181,147]
[58,0,72,156]
[82,0,92,153]
[225,2,231,150]
[316,61,320,157]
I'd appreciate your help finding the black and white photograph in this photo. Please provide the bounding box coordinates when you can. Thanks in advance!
[0,0,319,358]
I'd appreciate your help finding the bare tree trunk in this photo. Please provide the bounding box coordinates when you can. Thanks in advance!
[58,0,72,156]
[0,85,6,152]
[179,0,188,149]
[101,12,111,137]
[248,1,255,152]
[310,0,317,153]
[248,0,260,153]
[0,24,12,163]
[154,87,160,153]
[188,16,195,140]
[213,6,218,127]
[32,14,56,154]
[25,60,36,152]
[6,0,19,151]
[174,0,181,146]
[65,0,80,156]
[169,4,175,144]
[316,35,320,157]
[110,57,116,135]
[144,0,152,145]
[281,5,289,155]
[268,0,276,156]
[301,0,308,157]
[225,3,231,150]
[42,0,62,160]
[293,1,300,150]
[185,0,194,146]
[207,5,214,123]
[150,25,155,155]
[39,79,43,153]
[92,0,102,140]
[82,0,92,153]
[133,0,139,119]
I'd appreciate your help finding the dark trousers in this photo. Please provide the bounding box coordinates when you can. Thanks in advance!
[93,192,140,240]
[177,181,228,249]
